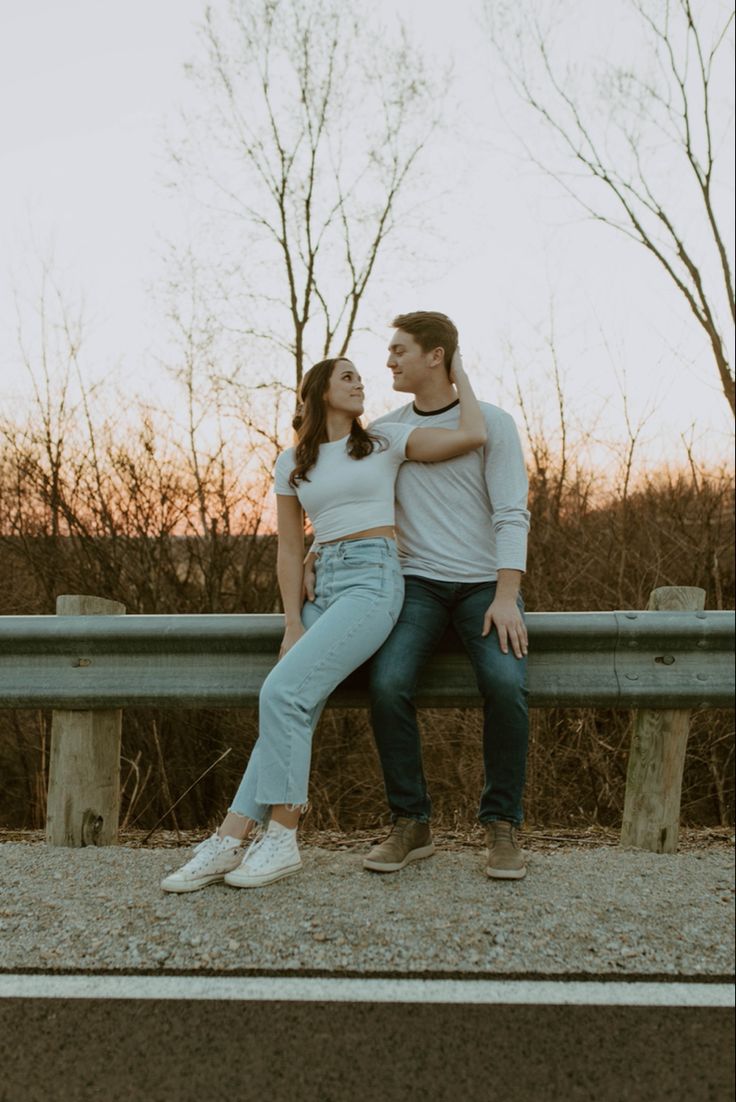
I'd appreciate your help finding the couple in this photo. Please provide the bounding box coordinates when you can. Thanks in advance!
[161,311,530,894]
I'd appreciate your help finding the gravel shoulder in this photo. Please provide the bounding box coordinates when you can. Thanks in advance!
[1,838,733,978]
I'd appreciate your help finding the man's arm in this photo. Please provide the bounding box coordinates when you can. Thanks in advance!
[481,411,530,659]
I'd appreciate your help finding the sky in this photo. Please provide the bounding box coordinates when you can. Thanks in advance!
[1,0,734,473]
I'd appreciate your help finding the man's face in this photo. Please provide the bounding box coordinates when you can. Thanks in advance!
[386,329,438,393]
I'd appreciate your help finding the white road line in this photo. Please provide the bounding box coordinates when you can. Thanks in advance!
[0,975,733,1007]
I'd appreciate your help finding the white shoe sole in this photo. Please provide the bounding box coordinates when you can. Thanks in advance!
[225,860,302,888]
[485,864,527,880]
[362,843,435,873]
[160,871,228,894]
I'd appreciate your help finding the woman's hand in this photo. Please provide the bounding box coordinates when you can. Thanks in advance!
[448,346,465,385]
[405,342,486,462]
[279,623,305,659]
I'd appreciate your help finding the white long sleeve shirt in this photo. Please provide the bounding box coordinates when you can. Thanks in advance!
[371,399,530,582]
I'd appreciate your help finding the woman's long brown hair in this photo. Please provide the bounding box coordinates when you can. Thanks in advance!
[289,358,384,488]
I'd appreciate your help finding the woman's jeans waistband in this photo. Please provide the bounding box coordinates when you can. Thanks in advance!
[313,536,397,559]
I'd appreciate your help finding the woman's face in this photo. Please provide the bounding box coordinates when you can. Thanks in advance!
[324,359,365,417]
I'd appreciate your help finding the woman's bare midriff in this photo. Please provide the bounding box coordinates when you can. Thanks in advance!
[319,525,395,545]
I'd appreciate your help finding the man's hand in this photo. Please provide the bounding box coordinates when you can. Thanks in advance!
[279,623,305,659]
[303,552,316,602]
[482,596,528,658]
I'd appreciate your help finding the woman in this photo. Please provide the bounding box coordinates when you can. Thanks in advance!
[161,350,485,892]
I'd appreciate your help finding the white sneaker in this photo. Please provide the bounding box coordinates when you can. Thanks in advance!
[224,821,302,888]
[160,833,244,893]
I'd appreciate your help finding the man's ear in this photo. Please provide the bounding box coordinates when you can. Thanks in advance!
[429,346,445,369]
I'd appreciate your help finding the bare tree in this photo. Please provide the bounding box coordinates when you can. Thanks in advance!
[170,0,444,394]
[485,0,735,415]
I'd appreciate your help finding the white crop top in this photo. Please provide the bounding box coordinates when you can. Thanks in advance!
[274,422,413,543]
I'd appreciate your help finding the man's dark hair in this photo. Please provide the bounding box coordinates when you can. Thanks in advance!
[391,311,458,376]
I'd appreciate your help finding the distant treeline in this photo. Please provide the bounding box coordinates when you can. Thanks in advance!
[0,444,733,831]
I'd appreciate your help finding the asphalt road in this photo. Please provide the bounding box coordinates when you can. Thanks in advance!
[2,841,733,1100]
[1,976,733,1102]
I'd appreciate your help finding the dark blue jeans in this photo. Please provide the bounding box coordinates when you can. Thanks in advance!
[369,576,529,826]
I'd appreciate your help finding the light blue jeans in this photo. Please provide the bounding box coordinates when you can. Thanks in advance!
[230,537,404,822]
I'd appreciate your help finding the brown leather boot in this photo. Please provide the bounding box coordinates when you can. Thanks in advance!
[363,818,435,873]
[484,821,527,880]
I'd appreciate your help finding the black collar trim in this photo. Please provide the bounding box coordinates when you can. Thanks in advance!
[411,398,460,417]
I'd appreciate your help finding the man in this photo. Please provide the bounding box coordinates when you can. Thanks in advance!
[309,312,530,878]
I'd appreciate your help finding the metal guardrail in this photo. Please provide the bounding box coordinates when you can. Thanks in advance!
[0,610,733,710]
[1,595,733,852]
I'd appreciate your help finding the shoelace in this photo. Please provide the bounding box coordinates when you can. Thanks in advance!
[187,834,234,872]
[489,823,517,846]
[244,829,293,868]
[242,830,266,861]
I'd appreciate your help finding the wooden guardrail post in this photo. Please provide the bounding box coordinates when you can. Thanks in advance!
[620,585,706,853]
[46,594,126,847]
